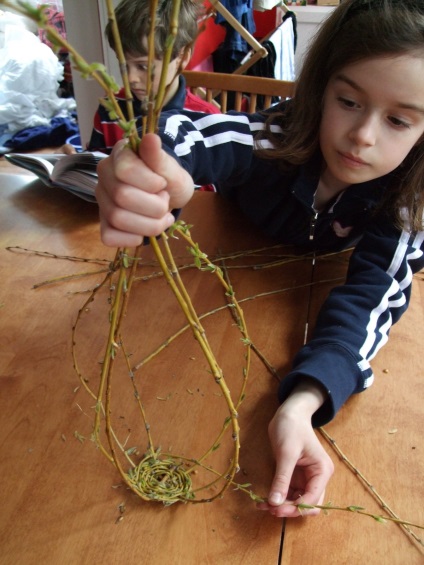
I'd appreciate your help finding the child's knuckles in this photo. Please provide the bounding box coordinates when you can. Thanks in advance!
[101,229,142,249]
[107,206,134,233]
[137,216,171,238]
[112,184,141,210]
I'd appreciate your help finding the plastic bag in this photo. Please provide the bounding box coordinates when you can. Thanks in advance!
[0,25,76,133]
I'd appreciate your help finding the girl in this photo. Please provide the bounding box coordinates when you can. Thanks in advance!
[96,0,424,518]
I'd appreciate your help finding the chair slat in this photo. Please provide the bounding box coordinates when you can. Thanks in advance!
[183,70,296,113]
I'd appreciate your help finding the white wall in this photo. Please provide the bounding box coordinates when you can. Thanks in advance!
[294,6,334,76]
[62,0,123,147]
[62,0,105,147]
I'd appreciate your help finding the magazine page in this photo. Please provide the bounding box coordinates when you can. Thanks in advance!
[54,170,99,201]
[5,152,106,201]
[50,152,107,199]
[56,183,98,203]
[51,151,107,180]
[4,153,61,185]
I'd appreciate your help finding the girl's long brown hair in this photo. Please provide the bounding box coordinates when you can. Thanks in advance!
[257,0,424,232]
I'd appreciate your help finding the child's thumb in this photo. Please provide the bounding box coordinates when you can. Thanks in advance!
[138,132,194,208]
[138,133,173,180]
[267,461,293,506]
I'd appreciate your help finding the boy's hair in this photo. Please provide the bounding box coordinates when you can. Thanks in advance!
[105,0,203,59]
[259,0,424,231]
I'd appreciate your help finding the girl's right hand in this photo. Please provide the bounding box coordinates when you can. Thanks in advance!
[95,133,195,248]
[257,379,334,518]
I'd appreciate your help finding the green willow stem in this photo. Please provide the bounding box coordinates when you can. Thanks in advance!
[105,0,135,126]
[149,232,242,495]
[25,0,244,503]
[297,502,424,532]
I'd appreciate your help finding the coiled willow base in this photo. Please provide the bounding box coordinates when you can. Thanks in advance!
[127,454,195,504]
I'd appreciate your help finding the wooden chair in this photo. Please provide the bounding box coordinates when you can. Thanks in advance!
[183,70,296,113]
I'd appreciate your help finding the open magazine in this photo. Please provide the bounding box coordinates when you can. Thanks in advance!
[4,151,108,202]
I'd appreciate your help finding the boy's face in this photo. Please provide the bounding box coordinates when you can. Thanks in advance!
[125,52,183,106]
[319,54,424,191]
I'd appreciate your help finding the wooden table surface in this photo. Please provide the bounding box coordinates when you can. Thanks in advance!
[0,164,423,565]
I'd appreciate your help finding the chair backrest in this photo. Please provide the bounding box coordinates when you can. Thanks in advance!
[183,70,296,113]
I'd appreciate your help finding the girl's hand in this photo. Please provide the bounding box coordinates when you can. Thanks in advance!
[257,379,334,518]
[95,133,195,248]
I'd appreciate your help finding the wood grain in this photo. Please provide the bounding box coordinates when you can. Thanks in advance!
[282,257,424,564]
[0,168,422,565]
[0,175,288,564]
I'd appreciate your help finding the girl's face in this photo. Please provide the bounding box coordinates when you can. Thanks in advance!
[319,54,424,191]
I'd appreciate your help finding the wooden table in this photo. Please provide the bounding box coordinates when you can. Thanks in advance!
[0,171,423,564]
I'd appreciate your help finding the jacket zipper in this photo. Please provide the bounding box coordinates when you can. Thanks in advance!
[309,211,319,241]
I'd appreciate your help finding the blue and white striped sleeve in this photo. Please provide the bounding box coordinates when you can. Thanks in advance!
[278,212,424,427]
[157,110,270,186]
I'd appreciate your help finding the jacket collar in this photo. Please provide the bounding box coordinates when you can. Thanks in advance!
[163,75,186,111]
[291,149,390,208]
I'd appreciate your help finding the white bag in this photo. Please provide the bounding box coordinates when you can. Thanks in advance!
[0,25,76,133]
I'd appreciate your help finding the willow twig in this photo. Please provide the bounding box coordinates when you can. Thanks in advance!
[297,501,424,533]
[319,427,424,546]
[6,246,111,265]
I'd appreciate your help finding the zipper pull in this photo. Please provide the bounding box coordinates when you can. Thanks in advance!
[309,211,318,241]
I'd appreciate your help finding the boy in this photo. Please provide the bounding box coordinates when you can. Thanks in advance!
[62,0,220,155]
